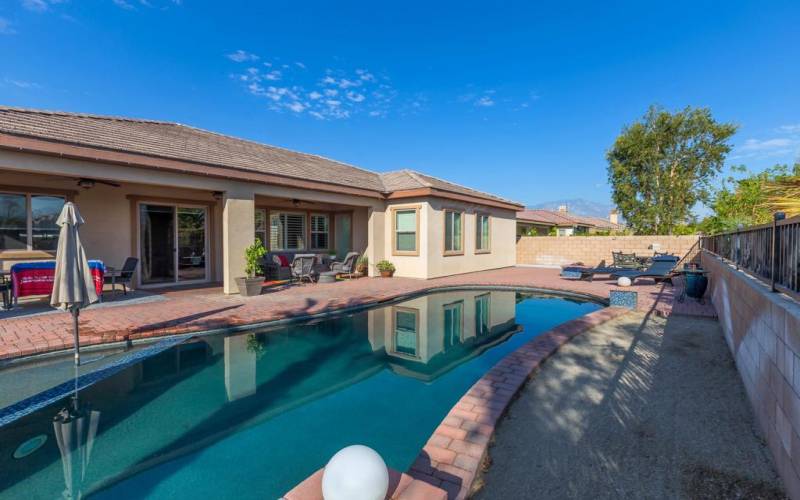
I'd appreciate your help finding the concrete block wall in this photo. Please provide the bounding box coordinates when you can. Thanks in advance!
[516,235,700,267]
[703,252,800,498]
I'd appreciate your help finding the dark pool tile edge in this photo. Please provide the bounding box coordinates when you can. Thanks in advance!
[0,335,189,427]
[1,285,608,367]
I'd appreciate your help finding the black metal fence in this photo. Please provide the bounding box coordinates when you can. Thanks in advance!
[701,215,800,299]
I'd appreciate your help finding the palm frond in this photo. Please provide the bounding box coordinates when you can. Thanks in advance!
[763,176,800,217]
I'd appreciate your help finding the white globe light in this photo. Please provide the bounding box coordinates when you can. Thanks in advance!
[322,445,389,500]
[617,276,632,287]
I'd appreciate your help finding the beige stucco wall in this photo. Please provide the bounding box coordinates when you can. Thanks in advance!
[424,198,517,279]
[383,198,430,279]
[0,150,518,286]
[516,234,701,268]
[0,168,223,280]
[0,151,381,290]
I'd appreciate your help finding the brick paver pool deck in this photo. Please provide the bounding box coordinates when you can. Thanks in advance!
[0,266,713,362]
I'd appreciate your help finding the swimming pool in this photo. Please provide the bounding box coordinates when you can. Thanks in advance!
[0,289,601,499]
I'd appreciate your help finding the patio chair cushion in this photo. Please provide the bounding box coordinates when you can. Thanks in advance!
[275,254,290,267]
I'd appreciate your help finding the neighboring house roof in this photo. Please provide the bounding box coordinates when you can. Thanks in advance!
[516,209,623,230]
[0,106,522,209]
[516,209,575,226]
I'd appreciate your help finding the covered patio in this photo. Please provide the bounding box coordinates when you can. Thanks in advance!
[0,161,378,301]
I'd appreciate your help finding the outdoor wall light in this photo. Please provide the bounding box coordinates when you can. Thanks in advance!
[77,178,96,189]
[212,191,223,200]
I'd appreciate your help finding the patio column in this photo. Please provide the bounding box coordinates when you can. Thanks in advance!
[366,207,386,277]
[224,335,257,401]
[222,188,256,294]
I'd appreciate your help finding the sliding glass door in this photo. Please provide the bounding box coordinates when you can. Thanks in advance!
[140,203,208,286]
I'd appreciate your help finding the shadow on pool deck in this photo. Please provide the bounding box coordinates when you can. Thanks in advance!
[474,312,785,499]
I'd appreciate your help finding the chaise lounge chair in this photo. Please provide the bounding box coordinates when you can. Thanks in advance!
[609,255,680,285]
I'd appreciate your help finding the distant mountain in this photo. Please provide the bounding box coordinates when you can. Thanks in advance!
[528,199,614,219]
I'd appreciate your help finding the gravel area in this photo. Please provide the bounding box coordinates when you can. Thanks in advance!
[475,312,785,499]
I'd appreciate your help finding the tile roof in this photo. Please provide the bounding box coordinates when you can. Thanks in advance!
[516,209,623,230]
[0,106,519,206]
[379,169,521,205]
[516,209,575,226]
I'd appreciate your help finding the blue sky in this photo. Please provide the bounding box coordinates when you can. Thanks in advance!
[1,1,798,210]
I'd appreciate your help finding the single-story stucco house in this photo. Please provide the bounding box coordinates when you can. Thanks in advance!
[0,106,523,293]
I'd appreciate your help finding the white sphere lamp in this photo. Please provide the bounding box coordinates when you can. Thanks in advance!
[322,445,389,500]
[617,276,632,287]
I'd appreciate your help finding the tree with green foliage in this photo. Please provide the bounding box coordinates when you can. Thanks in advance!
[607,105,737,235]
[699,164,798,234]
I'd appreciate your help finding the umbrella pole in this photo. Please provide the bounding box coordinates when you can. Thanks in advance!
[72,307,80,366]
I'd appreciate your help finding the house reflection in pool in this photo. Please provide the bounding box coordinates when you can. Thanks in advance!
[2,290,595,500]
[367,290,519,381]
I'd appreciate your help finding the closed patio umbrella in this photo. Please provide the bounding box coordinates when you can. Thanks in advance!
[53,370,101,500]
[50,202,99,366]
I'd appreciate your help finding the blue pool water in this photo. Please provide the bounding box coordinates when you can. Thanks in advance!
[0,289,601,499]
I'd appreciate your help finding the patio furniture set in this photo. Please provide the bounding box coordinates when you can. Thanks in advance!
[0,257,138,310]
[261,251,361,285]
[561,251,682,284]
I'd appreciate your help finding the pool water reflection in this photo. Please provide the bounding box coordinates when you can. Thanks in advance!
[0,290,601,499]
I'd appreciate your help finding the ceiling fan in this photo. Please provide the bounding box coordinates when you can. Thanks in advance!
[44,176,121,189]
[75,178,121,189]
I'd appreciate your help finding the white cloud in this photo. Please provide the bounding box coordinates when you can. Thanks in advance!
[346,91,365,102]
[21,0,50,12]
[356,69,375,81]
[112,0,135,9]
[739,138,793,151]
[3,78,42,89]
[0,17,15,35]
[230,60,394,120]
[286,102,306,113]
[778,124,800,134]
[475,95,495,107]
[227,50,259,63]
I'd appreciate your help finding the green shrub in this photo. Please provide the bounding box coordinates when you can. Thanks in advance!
[376,260,395,273]
[244,239,267,278]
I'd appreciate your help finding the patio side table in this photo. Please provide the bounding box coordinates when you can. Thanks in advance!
[318,271,338,284]
[105,268,123,298]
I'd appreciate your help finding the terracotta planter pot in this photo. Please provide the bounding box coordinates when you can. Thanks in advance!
[380,270,394,278]
[236,277,263,296]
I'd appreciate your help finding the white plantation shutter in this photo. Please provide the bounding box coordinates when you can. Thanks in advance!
[310,214,329,249]
[270,212,306,250]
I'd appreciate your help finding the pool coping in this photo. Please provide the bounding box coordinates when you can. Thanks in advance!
[283,305,631,500]
[0,285,609,368]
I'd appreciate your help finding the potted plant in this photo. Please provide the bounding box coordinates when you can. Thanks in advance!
[236,239,267,296]
[376,260,395,278]
[356,255,369,275]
